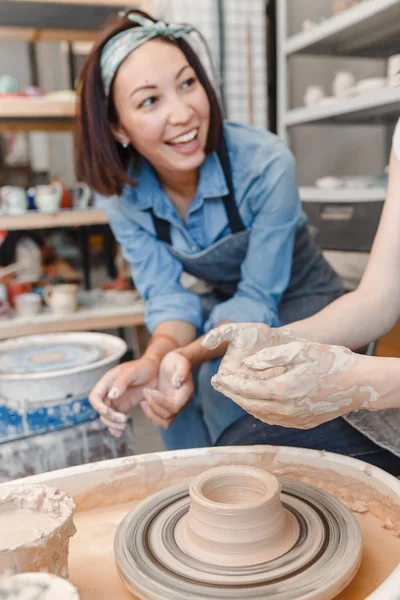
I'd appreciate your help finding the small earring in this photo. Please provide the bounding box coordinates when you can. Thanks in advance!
[121,141,129,148]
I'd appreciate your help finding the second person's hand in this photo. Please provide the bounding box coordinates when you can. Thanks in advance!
[141,350,194,428]
[89,356,158,437]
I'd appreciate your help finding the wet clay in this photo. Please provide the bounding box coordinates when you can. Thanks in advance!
[0,505,57,549]
[114,472,362,599]
[175,466,299,566]
[0,484,76,577]
[68,490,400,599]
[203,323,379,429]
[0,572,79,599]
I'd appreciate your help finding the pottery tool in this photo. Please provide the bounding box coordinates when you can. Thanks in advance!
[115,465,362,600]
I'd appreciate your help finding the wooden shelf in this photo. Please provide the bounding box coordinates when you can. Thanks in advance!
[0,99,76,131]
[0,99,76,118]
[0,302,145,340]
[284,87,400,126]
[2,209,108,231]
[284,0,400,57]
[9,0,131,5]
[0,25,98,42]
[300,186,386,203]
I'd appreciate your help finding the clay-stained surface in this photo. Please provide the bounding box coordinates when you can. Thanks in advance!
[0,485,76,578]
[68,493,400,600]
[69,502,137,600]
[12,447,400,599]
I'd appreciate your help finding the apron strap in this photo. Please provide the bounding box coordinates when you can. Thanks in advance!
[150,132,245,245]
[152,214,172,245]
[217,134,245,234]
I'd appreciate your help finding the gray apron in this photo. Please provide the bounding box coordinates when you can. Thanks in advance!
[150,134,343,326]
[345,410,400,458]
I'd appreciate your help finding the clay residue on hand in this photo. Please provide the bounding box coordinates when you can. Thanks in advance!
[206,323,379,429]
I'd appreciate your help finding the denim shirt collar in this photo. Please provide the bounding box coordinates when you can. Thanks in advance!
[121,151,229,219]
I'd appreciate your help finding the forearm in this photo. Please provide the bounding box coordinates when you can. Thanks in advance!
[356,354,400,410]
[144,320,197,365]
[288,288,396,349]
[179,321,231,366]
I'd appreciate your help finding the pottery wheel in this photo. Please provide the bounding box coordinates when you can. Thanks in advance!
[0,343,104,374]
[114,476,362,600]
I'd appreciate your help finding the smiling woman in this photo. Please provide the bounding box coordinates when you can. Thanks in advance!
[76,11,221,197]
[75,9,344,451]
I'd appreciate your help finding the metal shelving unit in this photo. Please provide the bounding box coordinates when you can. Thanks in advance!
[283,0,400,57]
[285,87,400,127]
[277,0,400,206]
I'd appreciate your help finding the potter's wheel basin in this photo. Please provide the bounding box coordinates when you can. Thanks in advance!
[2,445,400,600]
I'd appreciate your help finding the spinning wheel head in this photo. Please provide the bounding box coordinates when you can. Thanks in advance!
[115,466,362,600]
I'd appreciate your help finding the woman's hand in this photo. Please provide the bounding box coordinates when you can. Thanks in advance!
[141,350,194,429]
[89,356,158,437]
[203,323,378,429]
[202,322,296,376]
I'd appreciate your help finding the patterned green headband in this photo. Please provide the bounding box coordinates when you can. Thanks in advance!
[101,13,195,98]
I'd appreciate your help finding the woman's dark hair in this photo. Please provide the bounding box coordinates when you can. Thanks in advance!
[75,9,223,196]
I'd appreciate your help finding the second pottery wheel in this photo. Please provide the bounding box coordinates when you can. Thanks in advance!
[115,466,362,600]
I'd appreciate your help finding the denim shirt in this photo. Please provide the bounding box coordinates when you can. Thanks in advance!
[98,121,307,333]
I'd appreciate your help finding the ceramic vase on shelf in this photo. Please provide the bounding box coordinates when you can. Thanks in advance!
[29,182,63,213]
[0,186,28,215]
[304,85,325,107]
[332,71,355,99]
[43,284,78,314]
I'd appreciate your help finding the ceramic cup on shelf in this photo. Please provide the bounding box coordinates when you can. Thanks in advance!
[43,284,78,315]
[0,75,19,94]
[6,281,32,307]
[304,85,325,107]
[31,182,63,213]
[332,71,355,98]
[0,186,28,215]
[70,182,92,210]
[15,293,42,317]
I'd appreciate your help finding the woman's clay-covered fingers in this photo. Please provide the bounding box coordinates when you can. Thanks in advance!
[89,373,128,425]
[202,323,262,352]
[211,371,296,403]
[210,378,297,424]
[89,371,114,413]
[218,363,286,381]
[100,414,128,433]
[140,400,173,429]
[171,358,191,389]
[143,389,176,419]
[109,428,125,438]
[211,377,322,429]
[107,364,143,399]
[104,422,126,438]
[212,372,323,429]
[243,341,309,371]
[146,385,191,415]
